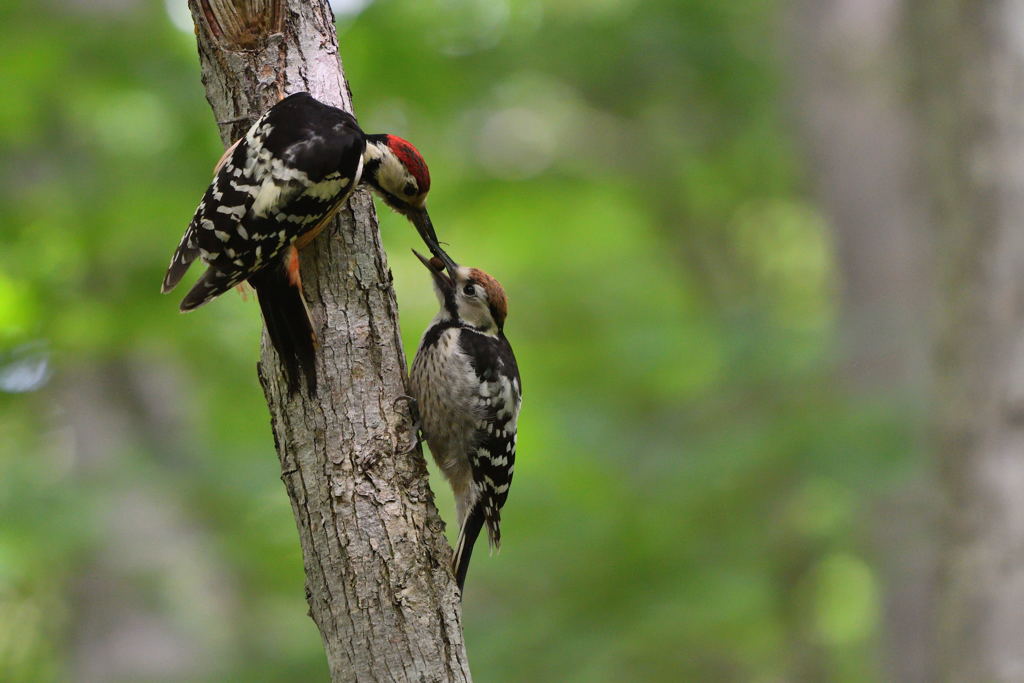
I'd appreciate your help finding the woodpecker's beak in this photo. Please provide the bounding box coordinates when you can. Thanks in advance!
[410,209,458,275]
[413,249,457,291]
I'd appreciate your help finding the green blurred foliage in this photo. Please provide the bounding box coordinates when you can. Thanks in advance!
[0,0,918,680]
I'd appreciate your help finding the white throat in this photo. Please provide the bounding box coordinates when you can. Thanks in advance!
[364,143,414,196]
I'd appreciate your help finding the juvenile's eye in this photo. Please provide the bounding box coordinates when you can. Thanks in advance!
[463,284,476,296]
[403,182,417,196]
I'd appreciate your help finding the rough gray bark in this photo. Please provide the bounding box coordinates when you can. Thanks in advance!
[909,2,1024,680]
[185,2,471,680]
[787,3,938,681]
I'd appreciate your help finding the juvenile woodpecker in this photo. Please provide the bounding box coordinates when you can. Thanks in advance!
[409,252,521,593]
[161,92,454,394]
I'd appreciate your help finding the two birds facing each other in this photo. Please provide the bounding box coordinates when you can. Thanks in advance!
[160,92,521,593]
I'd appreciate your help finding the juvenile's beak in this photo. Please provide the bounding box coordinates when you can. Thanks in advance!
[411,209,458,274]
[413,249,456,291]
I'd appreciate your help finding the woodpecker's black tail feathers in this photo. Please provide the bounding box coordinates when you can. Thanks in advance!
[249,264,317,396]
[453,503,487,594]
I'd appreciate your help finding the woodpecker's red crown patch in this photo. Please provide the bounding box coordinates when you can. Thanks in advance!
[468,268,508,329]
[387,135,431,194]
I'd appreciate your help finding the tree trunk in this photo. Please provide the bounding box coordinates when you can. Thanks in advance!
[786,3,938,680]
[788,0,933,393]
[909,2,1024,680]
[185,2,471,680]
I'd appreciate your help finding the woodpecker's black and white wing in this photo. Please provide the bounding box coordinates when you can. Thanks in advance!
[452,330,522,590]
[161,92,366,310]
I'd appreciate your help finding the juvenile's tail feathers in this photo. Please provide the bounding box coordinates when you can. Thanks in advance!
[453,505,485,593]
[453,502,502,594]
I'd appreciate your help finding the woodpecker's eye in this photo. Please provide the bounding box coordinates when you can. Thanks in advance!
[463,284,476,296]
[403,182,417,196]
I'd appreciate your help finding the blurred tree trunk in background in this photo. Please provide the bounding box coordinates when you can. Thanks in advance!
[909,1,1024,679]
[788,2,938,680]
[789,0,933,392]
[59,359,236,682]
[185,1,470,680]
[794,0,1024,679]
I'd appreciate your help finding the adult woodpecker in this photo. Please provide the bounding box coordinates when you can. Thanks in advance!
[161,92,454,394]
[409,252,521,593]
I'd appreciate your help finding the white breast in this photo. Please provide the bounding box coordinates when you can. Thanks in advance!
[410,328,479,489]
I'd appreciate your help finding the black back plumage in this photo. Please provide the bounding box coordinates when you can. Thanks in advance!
[451,327,521,591]
[461,329,520,524]
[164,92,366,309]
[163,93,368,394]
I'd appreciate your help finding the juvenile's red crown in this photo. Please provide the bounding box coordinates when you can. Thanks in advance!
[468,268,508,329]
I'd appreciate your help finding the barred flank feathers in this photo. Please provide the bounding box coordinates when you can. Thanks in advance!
[249,263,317,396]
